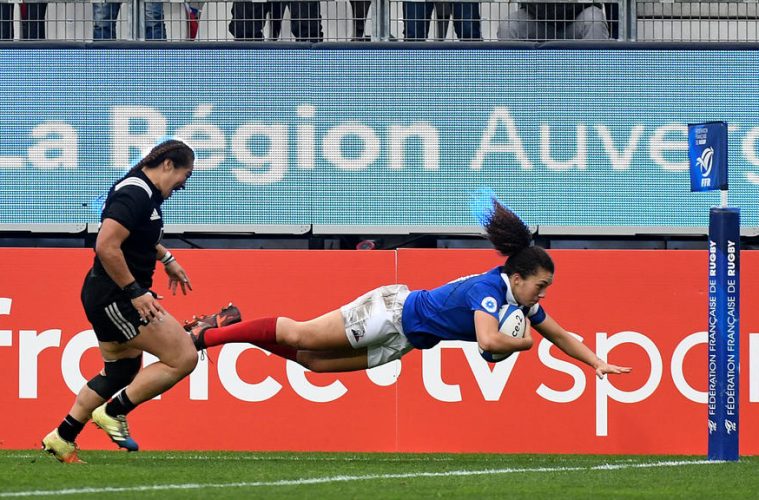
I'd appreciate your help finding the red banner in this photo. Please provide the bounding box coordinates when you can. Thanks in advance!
[1,248,757,454]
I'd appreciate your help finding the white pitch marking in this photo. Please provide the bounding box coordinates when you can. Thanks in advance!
[0,459,720,497]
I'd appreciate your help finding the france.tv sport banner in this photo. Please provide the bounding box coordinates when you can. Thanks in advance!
[1,49,759,231]
[2,248,759,454]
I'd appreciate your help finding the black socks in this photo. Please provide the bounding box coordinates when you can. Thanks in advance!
[57,414,85,443]
[105,390,136,417]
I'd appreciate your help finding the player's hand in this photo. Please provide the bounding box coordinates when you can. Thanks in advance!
[595,360,632,379]
[165,261,192,296]
[516,331,534,351]
[131,292,166,323]
[522,318,533,343]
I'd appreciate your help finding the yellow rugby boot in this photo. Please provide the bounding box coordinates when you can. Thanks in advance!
[91,404,139,451]
[42,429,85,464]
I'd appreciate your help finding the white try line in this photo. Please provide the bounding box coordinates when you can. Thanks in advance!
[0,460,720,498]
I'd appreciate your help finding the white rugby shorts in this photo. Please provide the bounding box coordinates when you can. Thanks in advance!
[340,284,414,368]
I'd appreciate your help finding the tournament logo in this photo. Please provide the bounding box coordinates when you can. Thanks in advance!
[696,147,714,178]
[481,297,498,314]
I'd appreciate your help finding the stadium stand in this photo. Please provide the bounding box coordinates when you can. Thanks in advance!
[0,0,755,42]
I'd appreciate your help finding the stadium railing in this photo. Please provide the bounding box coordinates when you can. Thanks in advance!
[0,0,757,43]
[633,0,759,42]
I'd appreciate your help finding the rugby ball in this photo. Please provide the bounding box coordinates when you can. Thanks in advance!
[479,304,526,363]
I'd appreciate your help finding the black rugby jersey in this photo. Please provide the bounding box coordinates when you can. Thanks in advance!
[91,169,164,288]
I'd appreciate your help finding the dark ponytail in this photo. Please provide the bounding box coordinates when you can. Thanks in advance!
[130,139,195,174]
[482,198,532,257]
[480,196,554,278]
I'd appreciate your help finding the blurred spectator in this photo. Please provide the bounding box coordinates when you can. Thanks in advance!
[432,2,450,40]
[350,0,370,41]
[229,0,284,40]
[229,1,322,41]
[403,1,481,41]
[604,2,619,39]
[1,2,48,39]
[93,1,166,40]
[0,3,10,39]
[497,2,609,40]
[184,2,202,40]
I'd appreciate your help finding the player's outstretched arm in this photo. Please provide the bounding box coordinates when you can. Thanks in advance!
[594,360,632,379]
[533,315,632,379]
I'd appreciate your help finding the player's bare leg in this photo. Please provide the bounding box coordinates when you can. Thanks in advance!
[296,348,369,372]
[276,310,351,351]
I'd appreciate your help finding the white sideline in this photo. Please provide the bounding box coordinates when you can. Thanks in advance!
[0,460,719,497]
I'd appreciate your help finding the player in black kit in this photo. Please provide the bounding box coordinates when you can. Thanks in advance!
[42,139,197,463]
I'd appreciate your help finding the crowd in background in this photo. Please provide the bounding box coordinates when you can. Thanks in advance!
[0,1,616,41]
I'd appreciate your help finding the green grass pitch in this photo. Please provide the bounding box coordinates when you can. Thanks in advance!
[1,451,758,499]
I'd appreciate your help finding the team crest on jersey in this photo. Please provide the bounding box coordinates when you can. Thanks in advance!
[481,296,498,313]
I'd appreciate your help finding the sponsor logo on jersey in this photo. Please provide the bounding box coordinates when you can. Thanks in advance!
[150,209,161,221]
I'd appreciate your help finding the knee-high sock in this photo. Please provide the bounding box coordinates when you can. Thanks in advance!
[202,317,298,361]
[203,317,278,348]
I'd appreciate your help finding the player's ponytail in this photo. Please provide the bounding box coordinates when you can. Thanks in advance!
[476,192,554,277]
[480,197,532,257]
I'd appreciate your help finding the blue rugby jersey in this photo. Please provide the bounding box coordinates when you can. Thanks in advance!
[401,266,546,349]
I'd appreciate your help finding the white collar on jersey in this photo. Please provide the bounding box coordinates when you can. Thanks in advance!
[114,176,153,199]
[500,272,519,306]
